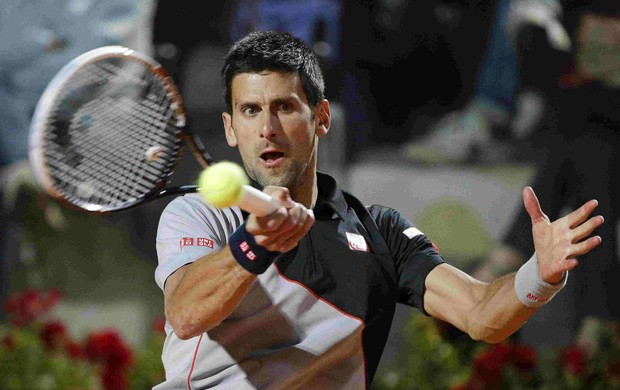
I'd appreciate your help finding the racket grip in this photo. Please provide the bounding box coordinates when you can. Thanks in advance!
[237,185,281,217]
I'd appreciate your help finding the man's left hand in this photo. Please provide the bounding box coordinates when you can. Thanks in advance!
[523,186,604,284]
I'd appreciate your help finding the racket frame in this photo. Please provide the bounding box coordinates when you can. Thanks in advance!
[29,46,212,213]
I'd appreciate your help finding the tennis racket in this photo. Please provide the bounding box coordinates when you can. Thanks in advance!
[28,45,278,215]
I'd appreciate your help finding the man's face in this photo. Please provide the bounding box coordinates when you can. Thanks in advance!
[222,70,329,189]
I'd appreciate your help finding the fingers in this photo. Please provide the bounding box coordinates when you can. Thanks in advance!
[571,235,603,258]
[262,203,314,252]
[529,189,605,282]
[263,186,294,208]
[571,215,604,243]
[249,186,296,233]
[251,206,289,233]
[561,258,579,273]
[246,193,315,252]
[565,199,599,228]
[560,201,603,258]
[277,208,314,252]
[523,186,549,224]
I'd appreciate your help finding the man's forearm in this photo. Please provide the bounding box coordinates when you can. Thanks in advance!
[165,247,257,339]
[472,272,539,343]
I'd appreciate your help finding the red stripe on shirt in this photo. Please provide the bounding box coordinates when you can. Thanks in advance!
[187,333,204,389]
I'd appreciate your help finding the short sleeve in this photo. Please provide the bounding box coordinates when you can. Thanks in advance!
[155,193,243,291]
[368,205,445,314]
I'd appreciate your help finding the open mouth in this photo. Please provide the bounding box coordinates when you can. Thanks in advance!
[260,151,285,163]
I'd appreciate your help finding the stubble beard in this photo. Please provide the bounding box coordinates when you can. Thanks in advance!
[247,136,317,191]
[252,160,304,190]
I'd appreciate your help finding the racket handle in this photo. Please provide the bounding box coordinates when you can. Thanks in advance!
[236,185,281,217]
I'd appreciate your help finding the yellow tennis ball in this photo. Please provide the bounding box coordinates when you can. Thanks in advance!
[197,161,249,208]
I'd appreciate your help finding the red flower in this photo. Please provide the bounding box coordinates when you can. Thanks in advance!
[39,320,68,350]
[6,289,44,326]
[21,289,45,317]
[101,363,131,390]
[84,330,124,361]
[1,335,16,350]
[41,289,62,311]
[5,292,20,313]
[65,340,83,359]
[84,329,134,390]
[465,342,536,389]
[512,344,537,372]
[471,342,512,387]
[560,345,587,377]
[4,288,63,326]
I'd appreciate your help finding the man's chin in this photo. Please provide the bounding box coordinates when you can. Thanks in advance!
[255,167,296,189]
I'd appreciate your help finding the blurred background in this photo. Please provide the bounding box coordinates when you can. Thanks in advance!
[0,0,618,388]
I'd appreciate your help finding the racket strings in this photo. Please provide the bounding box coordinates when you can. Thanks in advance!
[112,68,180,199]
[112,99,173,200]
[43,58,182,209]
[72,98,174,203]
[46,133,158,206]
[71,96,173,175]
[49,96,164,200]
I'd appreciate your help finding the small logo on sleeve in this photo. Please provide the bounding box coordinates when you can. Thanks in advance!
[346,232,369,252]
[180,237,214,250]
[403,227,423,239]
[180,237,194,250]
[403,227,440,253]
[197,237,214,248]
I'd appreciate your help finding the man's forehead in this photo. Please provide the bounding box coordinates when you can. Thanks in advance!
[231,70,300,87]
[231,71,306,103]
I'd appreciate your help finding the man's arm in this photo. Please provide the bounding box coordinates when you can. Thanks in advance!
[164,187,314,339]
[424,264,535,343]
[423,187,603,343]
[164,247,257,339]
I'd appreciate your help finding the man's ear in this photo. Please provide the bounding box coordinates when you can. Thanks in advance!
[222,112,237,147]
[315,99,331,137]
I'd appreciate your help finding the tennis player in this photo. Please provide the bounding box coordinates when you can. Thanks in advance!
[154,30,604,389]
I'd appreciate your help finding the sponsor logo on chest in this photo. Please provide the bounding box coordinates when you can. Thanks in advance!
[346,232,370,252]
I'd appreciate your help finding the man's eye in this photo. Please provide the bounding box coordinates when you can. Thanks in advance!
[279,103,292,112]
[242,107,257,115]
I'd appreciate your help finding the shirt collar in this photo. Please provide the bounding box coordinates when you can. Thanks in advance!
[315,172,347,220]
[246,172,347,220]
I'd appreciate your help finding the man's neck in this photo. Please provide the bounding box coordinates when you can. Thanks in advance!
[289,170,318,209]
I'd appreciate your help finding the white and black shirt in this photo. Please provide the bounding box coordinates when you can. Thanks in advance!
[154,173,445,389]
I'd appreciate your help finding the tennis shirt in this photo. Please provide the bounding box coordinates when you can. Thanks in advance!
[154,172,445,389]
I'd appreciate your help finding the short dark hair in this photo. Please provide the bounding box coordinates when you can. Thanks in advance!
[221,30,325,113]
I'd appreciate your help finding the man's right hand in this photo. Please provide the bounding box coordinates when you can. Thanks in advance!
[246,186,315,253]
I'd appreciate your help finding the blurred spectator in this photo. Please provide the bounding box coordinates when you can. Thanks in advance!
[343,0,495,160]
[227,0,344,117]
[403,0,570,165]
[0,0,157,319]
[0,0,157,168]
[229,0,343,68]
[225,1,497,162]
[151,2,236,83]
[473,0,620,350]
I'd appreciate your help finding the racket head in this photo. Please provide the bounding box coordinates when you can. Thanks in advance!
[29,46,188,212]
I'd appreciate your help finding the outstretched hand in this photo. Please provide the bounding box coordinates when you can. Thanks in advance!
[523,186,604,284]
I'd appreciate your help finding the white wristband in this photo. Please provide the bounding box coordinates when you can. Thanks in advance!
[514,254,567,307]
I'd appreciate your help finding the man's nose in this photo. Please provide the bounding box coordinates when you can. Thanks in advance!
[258,112,280,139]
